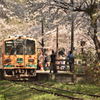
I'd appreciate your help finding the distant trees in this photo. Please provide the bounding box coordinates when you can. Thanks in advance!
[0,0,99,60]
[26,0,100,60]
[73,0,100,60]
[0,0,39,39]
[51,0,100,60]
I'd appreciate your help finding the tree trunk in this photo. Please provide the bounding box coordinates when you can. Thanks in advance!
[93,34,100,60]
[92,18,100,60]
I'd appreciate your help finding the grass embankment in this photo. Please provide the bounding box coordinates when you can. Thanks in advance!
[0,80,100,100]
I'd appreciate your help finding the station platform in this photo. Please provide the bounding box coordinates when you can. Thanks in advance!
[0,67,85,82]
[36,70,85,83]
[36,70,72,74]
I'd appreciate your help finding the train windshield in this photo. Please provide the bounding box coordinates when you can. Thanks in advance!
[5,39,35,55]
[5,40,14,55]
[25,39,35,55]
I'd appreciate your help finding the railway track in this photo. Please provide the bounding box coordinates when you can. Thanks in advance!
[12,81,100,100]
[9,81,100,100]
[34,82,100,98]
[12,81,83,100]
[30,86,83,100]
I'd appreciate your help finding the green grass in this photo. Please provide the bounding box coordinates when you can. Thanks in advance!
[0,80,100,100]
[46,81,100,100]
[0,80,68,100]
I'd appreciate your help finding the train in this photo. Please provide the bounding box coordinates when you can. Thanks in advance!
[0,35,37,79]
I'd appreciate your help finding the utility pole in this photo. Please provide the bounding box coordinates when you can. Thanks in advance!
[41,20,44,54]
[70,0,76,82]
[56,26,59,53]
[71,0,74,53]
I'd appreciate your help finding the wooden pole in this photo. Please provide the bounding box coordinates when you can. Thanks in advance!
[70,0,76,81]
[41,20,44,54]
[56,26,59,53]
[71,0,74,53]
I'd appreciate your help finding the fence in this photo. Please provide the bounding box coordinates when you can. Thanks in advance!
[55,59,68,71]
[55,58,86,73]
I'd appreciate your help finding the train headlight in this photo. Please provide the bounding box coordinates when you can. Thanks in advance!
[5,58,11,63]
[28,59,34,62]
[17,58,23,63]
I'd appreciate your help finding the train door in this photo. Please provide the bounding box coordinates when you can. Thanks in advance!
[15,39,25,67]
[24,39,37,69]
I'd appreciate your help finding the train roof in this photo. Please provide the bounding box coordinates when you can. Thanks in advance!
[3,35,36,41]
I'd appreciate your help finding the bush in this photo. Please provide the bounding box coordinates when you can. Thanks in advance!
[85,62,100,84]
[75,51,100,84]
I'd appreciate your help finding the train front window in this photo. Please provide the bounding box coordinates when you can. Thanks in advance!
[16,39,24,55]
[5,39,35,55]
[25,40,35,55]
[5,40,24,55]
[5,40,14,55]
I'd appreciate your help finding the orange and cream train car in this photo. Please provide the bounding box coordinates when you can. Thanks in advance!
[1,36,37,78]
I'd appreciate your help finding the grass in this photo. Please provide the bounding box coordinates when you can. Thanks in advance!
[46,81,100,100]
[0,80,68,100]
[0,80,100,100]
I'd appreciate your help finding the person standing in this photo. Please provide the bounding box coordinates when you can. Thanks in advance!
[67,51,74,72]
[50,50,57,73]
[38,51,44,71]
[44,53,49,70]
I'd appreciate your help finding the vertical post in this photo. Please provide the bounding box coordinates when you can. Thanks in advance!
[71,16,74,53]
[56,26,59,53]
[71,0,74,53]
[70,0,76,83]
[42,20,44,37]
[41,20,44,54]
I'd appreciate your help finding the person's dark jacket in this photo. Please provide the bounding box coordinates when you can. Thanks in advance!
[50,53,56,63]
